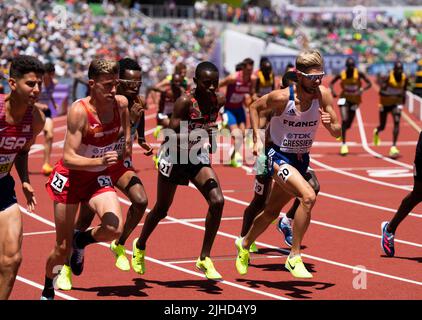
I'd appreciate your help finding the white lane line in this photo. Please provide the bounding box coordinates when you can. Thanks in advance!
[16,276,78,300]
[23,230,56,237]
[119,197,422,287]
[355,109,413,169]
[19,205,289,300]
[311,158,412,191]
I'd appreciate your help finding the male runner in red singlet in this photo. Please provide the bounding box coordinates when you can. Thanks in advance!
[54,58,152,291]
[0,55,45,299]
[219,58,256,167]
[41,59,130,300]
[131,61,226,280]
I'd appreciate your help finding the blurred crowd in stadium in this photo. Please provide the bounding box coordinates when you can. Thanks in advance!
[0,0,421,94]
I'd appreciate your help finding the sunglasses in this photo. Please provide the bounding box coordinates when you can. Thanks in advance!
[297,71,325,81]
[119,79,143,88]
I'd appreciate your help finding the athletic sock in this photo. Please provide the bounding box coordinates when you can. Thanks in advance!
[41,276,54,299]
[282,215,292,226]
[75,229,96,249]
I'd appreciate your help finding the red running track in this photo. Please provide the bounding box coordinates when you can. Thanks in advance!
[9,81,422,300]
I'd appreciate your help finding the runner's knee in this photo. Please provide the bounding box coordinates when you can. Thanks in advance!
[0,252,22,272]
[300,190,316,211]
[209,193,224,214]
[101,212,122,238]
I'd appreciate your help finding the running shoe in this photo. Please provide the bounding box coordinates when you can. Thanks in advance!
[70,231,84,276]
[56,264,72,291]
[285,255,313,279]
[152,154,159,169]
[195,257,222,280]
[381,221,395,257]
[40,296,54,300]
[110,240,130,271]
[249,242,258,253]
[153,125,162,139]
[235,237,249,275]
[230,152,243,168]
[389,146,400,158]
[277,218,293,247]
[373,129,381,146]
[42,163,53,176]
[340,144,349,156]
[131,238,145,275]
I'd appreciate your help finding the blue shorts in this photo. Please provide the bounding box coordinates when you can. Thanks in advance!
[264,144,310,178]
[225,107,246,126]
[0,174,17,211]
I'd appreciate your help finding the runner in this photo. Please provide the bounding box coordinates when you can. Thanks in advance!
[381,131,422,257]
[219,58,255,167]
[373,61,408,158]
[254,57,277,99]
[41,59,130,300]
[329,57,371,155]
[131,61,226,280]
[235,50,341,279]
[35,62,58,176]
[0,55,45,299]
[54,58,152,290]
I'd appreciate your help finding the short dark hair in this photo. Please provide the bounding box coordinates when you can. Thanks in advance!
[243,58,254,66]
[44,62,55,74]
[118,58,142,78]
[195,61,219,79]
[235,62,244,71]
[10,55,44,79]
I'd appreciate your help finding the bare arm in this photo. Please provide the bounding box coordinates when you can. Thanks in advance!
[116,95,131,159]
[320,87,342,139]
[359,72,372,92]
[218,74,236,89]
[329,74,341,97]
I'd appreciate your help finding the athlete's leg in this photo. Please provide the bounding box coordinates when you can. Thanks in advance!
[42,117,54,175]
[42,202,79,299]
[191,166,225,259]
[241,175,272,237]
[115,171,148,246]
[0,204,22,300]
[376,107,388,134]
[340,105,350,142]
[392,107,401,147]
[136,174,177,250]
[285,168,320,219]
[74,203,95,232]
[387,179,422,234]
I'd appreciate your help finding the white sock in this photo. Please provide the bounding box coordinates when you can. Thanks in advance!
[282,215,292,226]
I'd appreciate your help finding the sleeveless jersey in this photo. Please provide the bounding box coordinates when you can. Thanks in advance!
[380,71,406,106]
[76,99,121,172]
[340,68,361,104]
[0,94,34,179]
[225,71,252,109]
[268,86,320,154]
[257,70,274,97]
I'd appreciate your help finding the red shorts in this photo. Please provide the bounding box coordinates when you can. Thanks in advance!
[46,160,115,204]
[108,159,134,185]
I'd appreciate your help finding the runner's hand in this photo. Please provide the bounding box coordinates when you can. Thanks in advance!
[319,107,331,125]
[22,182,36,211]
[253,138,263,156]
[102,151,118,166]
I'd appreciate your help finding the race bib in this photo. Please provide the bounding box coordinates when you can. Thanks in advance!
[0,153,16,178]
[277,164,292,183]
[123,157,133,168]
[97,175,113,187]
[158,157,173,177]
[50,172,68,193]
[254,179,264,195]
[229,93,244,104]
[337,98,346,106]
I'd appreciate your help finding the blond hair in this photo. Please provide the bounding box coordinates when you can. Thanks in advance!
[296,50,324,72]
[88,59,119,79]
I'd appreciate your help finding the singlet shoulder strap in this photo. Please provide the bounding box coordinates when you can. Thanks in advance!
[288,85,295,101]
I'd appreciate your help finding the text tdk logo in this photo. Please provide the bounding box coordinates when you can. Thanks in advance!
[0,137,27,150]
[283,119,318,127]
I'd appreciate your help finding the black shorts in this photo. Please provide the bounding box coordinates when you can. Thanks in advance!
[414,132,422,182]
[159,161,211,185]
[0,174,17,211]
[43,108,52,118]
